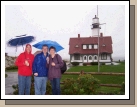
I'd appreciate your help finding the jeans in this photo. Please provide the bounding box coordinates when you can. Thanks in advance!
[34,76,48,95]
[18,75,31,95]
[50,78,61,95]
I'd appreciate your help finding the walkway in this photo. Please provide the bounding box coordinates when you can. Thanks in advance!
[5,72,18,95]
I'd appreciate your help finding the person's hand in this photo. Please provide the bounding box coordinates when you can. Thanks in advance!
[51,62,55,66]
[34,73,38,76]
[46,57,49,64]
[25,60,29,66]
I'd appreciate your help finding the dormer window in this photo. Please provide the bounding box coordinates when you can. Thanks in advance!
[75,45,79,47]
[94,44,98,49]
[86,45,89,49]
[83,45,86,49]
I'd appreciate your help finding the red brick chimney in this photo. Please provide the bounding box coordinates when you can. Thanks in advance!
[78,34,80,38]
[100,33,103,37]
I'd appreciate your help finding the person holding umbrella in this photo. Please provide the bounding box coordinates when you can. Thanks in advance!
[32,44,49,95]
[15,44,34,95]
[46,46,64,95]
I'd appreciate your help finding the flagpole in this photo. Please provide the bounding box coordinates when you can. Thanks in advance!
[97,5,100,72]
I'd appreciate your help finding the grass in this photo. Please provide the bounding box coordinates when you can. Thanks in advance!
[5,69,18,72]
[93,75,124,84]
[5,74,8,78]
[61,74,78,81]
[96,86,121,94]
[67,62,125,73]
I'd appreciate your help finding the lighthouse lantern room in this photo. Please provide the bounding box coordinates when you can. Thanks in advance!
[91,15,101,36]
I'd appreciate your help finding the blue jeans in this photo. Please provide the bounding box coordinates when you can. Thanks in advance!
[18,75,31,95]
[34,76,48,95]
[50,78,61,95]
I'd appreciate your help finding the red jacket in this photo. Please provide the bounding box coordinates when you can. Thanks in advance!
[15,44,34,76]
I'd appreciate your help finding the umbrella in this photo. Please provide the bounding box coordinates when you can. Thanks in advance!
[34,50,42,56]
[33,40,64,52]
[8,34,35,51]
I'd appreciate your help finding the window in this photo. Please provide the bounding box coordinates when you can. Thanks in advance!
[86,45,89,49]
[89,45,92,49]
[74,54,80,60]
[92,45,94,49]
[83,45,86,49]
[94,44,98,49]
[84,56,87,60]
[94,56,97,60]
[89,56,92,60]
[101,54,107,60]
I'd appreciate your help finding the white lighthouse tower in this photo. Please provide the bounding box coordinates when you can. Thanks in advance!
[91,15,101,37]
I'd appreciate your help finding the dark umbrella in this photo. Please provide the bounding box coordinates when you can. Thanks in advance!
[7,34,35,56]
[8,34,35,51]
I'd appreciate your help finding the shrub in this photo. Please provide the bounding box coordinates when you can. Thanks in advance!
[90,62,98,65]
[61,74,100,95]
[101,63,105,65]
[71,62,79,66]
[83,63,87,66]
[6,66,18,70]
[83,63,90,66]
[5,74,8,78]
[12,84,18,95]
[46,81,52,95]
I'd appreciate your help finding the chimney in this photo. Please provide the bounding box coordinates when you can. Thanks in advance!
[100,33,103,37]
[78,34,80,38]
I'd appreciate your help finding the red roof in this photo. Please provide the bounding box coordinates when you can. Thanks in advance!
[69,35,113,54]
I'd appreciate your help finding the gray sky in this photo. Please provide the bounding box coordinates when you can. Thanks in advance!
[5,5,125,60]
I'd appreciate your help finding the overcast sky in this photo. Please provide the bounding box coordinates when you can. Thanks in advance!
[5,5,125,60]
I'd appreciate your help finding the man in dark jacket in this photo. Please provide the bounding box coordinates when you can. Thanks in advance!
[32,45,49,95]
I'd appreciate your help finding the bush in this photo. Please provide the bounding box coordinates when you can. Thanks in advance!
[6,66,18,70]
[12,84,18,95]
[83,63,90,66]
[61,74,100,95]
[83,63,87,66]
[90,62,98,65]
[71,62,79,66]
[101,63,105,65]
[5,74,8,78]
[46,81,52,95]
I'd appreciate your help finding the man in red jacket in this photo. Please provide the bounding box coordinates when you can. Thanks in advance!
[15,44,34,95]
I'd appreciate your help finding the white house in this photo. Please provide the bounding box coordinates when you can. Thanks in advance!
[69,15,113,63]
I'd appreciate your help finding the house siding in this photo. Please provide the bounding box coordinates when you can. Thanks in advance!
[70,54,111,63]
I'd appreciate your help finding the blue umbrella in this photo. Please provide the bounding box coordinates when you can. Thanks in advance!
[8,34,35,51]
[33,40,64,52]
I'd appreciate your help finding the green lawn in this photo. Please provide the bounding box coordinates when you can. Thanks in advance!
[96,86,121,94]
[5,69,18,72]
[61,74,124,84]
[67,63,125,73]
[93,75,124,84]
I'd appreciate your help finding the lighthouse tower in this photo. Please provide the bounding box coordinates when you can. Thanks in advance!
[91,15,101,36]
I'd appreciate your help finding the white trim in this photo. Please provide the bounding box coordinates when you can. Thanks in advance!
[83,55,87,62]
[88,55,92,62]
[93,55,98,60]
